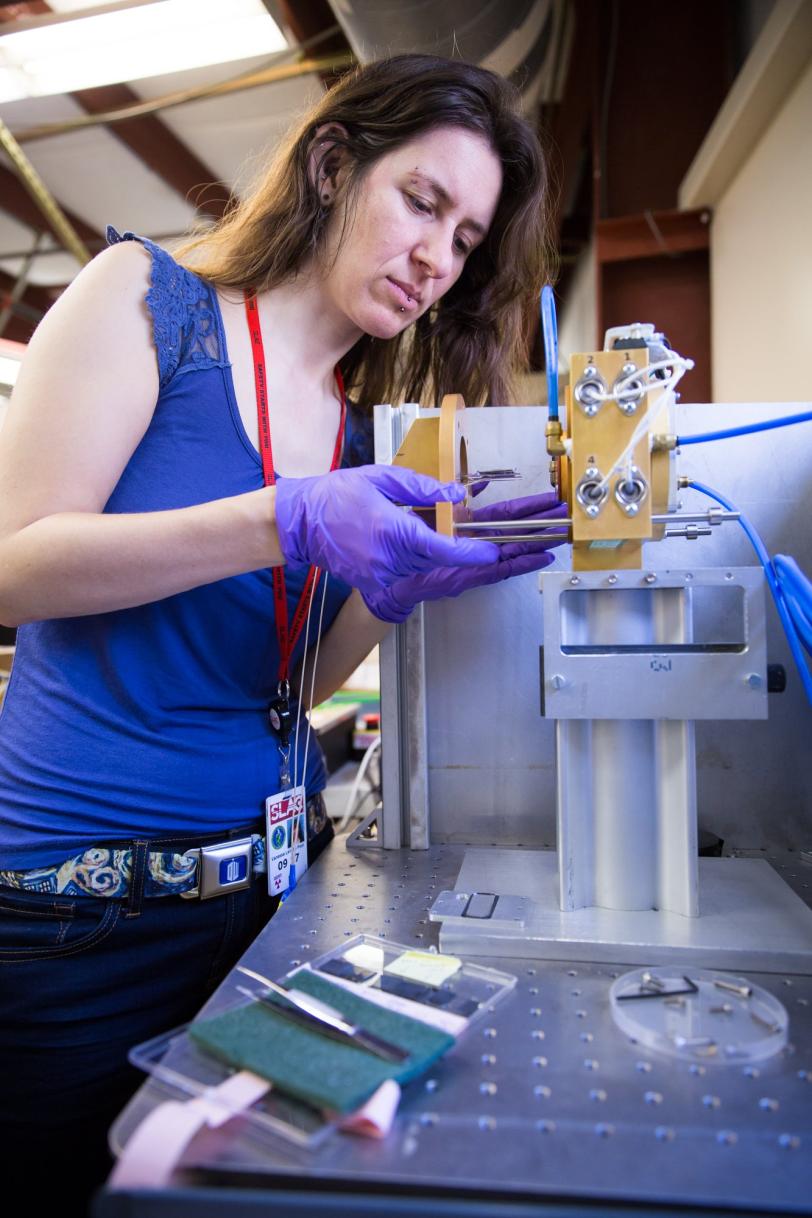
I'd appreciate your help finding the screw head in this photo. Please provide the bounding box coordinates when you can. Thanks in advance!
[569,576,581,585]
[607,574,618,585]
[644,573,657,584]
[550,674,567,690]
[746,673,763,689]
[624,502,640,516]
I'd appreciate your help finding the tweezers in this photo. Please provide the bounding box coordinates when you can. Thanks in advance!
[236,966,409,1063]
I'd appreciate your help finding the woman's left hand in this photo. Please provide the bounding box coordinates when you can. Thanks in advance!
[361,492,567,623]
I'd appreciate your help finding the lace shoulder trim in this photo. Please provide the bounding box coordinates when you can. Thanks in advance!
[106,226,226,389]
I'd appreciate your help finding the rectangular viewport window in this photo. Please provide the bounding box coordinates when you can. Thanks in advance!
[559,584,747,655]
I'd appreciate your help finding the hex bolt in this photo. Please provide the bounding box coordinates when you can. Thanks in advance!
[714,979,752,998]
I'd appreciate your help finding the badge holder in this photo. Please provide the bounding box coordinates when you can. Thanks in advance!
[266,679,308,898]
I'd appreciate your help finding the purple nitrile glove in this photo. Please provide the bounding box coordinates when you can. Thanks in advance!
[274,464,499,596]
[361,492,568,623]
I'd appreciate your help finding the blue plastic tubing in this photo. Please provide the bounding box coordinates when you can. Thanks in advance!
[677,409,812,446]
[688,480,812,705]
[540,285,559,421]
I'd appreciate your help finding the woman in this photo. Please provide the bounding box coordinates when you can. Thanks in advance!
[0,54,561,1193]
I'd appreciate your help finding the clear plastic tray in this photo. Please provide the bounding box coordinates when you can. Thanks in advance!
[128,1015,337,1151]
[302,933,517,1034]
[609,966,789,1066]
[125,936,516,1154]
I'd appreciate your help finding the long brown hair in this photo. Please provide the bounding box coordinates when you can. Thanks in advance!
[177,54,555,408]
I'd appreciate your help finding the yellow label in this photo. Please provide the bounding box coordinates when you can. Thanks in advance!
[384,950,462,987]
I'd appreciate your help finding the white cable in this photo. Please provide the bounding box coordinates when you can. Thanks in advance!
[590,357,691,403]
[292,573,318,789]
[595,361,691,497]
[336,733,382,833]
[301,571,329,788]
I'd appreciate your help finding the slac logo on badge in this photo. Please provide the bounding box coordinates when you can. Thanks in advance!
[269,796,292,825]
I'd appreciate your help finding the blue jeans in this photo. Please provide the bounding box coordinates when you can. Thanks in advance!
[0,827,280,1212]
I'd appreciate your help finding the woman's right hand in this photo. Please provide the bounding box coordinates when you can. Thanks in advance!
[274,464,499,594]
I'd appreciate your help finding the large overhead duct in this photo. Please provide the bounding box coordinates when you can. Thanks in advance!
[326,0,572,112]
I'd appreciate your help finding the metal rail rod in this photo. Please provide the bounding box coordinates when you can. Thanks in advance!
[454,510,740,531]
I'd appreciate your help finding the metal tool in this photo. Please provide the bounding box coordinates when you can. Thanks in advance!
[236,966,410,1063]
[461,468,519,483]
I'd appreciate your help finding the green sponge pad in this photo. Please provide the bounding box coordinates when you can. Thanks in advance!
[189,969,455,1114]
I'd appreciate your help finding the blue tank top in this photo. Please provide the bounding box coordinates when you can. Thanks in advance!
[0,229,375,868]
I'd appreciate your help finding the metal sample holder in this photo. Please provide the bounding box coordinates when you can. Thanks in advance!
[373,338,812,975]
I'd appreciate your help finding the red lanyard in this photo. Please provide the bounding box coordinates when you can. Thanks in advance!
[244,291,346,683]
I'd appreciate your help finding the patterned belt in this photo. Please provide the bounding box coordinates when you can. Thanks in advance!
[1,795,330,901]
[0,834,267,900]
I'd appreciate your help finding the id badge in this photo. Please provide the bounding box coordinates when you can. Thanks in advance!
[265,785,308,897]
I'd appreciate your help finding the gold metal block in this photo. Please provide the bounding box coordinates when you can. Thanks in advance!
[566,348,672,571]
[392,416,441,480]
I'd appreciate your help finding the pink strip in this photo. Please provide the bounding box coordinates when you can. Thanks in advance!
[109,1070,270,1189]
[339,1079,401,1139]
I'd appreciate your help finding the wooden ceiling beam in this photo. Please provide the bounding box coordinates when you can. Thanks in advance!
[0,163,102,247]
[0,3,230,220]
[0,2,49,16]
[0,267,58,342]
[0,5,100,257]
[275,0,353,86]
[70,83,231,220]
[596,208,711,265]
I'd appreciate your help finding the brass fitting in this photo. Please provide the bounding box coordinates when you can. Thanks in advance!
[651,433,678,452]
[545,417,566,457]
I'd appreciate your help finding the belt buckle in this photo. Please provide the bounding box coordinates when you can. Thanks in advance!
[181,837,254,900]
